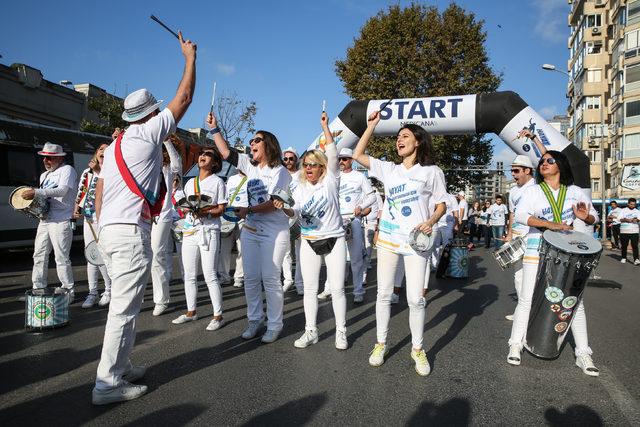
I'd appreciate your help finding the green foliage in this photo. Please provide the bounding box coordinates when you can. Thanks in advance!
[80,95,127,136]
[335,3,502,187]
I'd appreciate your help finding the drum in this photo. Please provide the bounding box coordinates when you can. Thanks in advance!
[172,219,187,242]
[525,230,602,359]
[493,236,526,270]
[222,206,241,223]
[446,238,469,278]
[220,219,237,238]
[289,217,301,240]
[25,288,70,331]
[270,187,294,209]
[407,228,434,253]
[9,186,49,220]
[84,241,104,266]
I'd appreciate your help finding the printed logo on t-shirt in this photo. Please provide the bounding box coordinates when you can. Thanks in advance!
[402,206,412,217]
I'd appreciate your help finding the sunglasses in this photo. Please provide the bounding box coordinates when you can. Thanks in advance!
[283,156,296,162]
[249,137,264,145]
[198,151,215,157]
[303,162,320,169]
[539,157,557,165]
[43,156,57,160]
[339,157,351,162]
[510,168,522,174]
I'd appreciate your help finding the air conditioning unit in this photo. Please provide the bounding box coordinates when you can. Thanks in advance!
[592,27,601,35]
[595,0,604,6]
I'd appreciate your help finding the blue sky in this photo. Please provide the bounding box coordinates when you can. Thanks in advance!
[1,0,569,166]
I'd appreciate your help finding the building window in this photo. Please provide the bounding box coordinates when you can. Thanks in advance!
[586,14,602,28]
[630,0,640,26]
[623,133,640,158]
[586,96,601,109]
[625,100,640,120]
[588,150,602,163]
[586,42,602,54]
[591,179,600,193]
[626,64,640,86]
[587,68,602,82]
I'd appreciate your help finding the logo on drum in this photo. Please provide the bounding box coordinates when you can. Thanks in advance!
[33,302,54,321]
[562,296,577,309]
[567,240,589,251]
[554,322,568,333]
[545,287,564,303]
[401,206,412,217]
[558,309,572,321]
[550,304,561,313]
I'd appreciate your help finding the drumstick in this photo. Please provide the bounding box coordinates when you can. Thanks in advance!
[322,100,326,112]
[210,82,217,114]
[150,15,180,39]
[86,220,99,243]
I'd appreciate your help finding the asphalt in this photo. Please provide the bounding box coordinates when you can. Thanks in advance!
[0,243,639,426]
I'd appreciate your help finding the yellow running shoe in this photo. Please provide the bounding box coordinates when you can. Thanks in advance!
[369,343,387,367]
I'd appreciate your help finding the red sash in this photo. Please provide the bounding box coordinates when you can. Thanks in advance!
[114,132,166,220]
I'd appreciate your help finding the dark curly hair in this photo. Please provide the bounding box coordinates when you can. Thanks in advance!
[535,150,574,186]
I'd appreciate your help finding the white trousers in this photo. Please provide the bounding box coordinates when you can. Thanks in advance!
[376,247,431,348]
[300,237,347,331]
[150,220,173,305]
[508,256,592,356]
[181,229,222,315]
[95,224,151,390]
[241,228,288,331]
[363,222,376,280]
[83,219,111,295]
[32,220,74,289]
[347,217,366,297]
[217,226,243,282]
[430,226,453,269]
[513,262,523,298]
[282,238,303,292]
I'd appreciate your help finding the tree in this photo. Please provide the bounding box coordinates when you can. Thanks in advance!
[335,3,502,187]
[80,95,127,136]
[214,91,257,149]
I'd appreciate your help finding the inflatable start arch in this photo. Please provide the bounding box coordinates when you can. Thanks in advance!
[310,91,590,192]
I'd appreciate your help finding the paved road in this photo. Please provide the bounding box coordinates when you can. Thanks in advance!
[0,245,639,426]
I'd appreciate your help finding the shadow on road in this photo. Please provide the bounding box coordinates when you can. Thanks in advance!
[241,392,327,426]
[407,397,471,426]
[544,404,604,426]
[121,403,207,427]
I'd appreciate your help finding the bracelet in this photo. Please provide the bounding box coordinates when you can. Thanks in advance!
[209,127,221,135]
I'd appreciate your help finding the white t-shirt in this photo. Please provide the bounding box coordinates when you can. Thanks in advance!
[156,140,183,223]
[437,193,458,229]
[36,164,77,222]
[292,145,343,240]
[226,173,248,208]
[458,198,469,221]
[608,207,622,225]
[368,158,447,255]
[236,153,292,236]
[508,178,535,237]
[487,203,508,226]
[338,170,375,216]
[99,109,176,230]
[365,191,383,224]
[619,207,640,234]
[182,175,226,229]
[289,170,301,194]
[515,184,598,238]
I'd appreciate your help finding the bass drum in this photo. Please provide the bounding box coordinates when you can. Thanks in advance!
[446,238,469,279]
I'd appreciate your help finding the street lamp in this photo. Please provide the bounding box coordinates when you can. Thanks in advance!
[541,64,575,147]
[59,80,73,87]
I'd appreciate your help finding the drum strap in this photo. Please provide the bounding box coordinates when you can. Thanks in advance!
[194,176,201,196]
[228,177,247,207]
[540,182,567,223]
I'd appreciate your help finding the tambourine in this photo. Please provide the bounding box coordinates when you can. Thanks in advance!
[407,228,434,252]
[270,188,294,209]
[222,206,242,223]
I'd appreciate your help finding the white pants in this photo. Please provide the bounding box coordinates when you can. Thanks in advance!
[376,248,431,348]
[150,220,173,305]
[32,220,74,289]
[347,217,366,297]
[508,253,592,357]
[513,262,523,299]
[430,226,453,269]
[83,219,111,295]
[282,238,303,292]
[241,227,288,331]
[363,222,376,281]
[182,229,223,315]
[300,237,347,331]
[95,224,151,390]
[218,226,244,282]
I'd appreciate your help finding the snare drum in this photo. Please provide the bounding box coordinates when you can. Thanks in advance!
[407,228,434,253]
[84,241,104,266]
[25,288,70,331]
[493,236,526,270]
[525,230,602,359]
[289,217,301,240]
[9,186,49,220]
[270,187,295,209]
[220,219,237,238]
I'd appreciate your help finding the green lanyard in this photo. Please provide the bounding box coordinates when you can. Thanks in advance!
[193,176,201,196]
[540,182,567,223]
[228,176,247,207]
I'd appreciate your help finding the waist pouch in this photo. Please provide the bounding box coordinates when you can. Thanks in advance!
[307,237,337,256]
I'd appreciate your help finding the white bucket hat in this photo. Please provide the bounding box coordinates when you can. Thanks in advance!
[121,89,163,122]
[511,154,534,169]
[338,147,353,158]
[283,147,298,158]
[37,142,66,157]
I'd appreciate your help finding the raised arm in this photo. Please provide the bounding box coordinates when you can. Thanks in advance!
[518,128,547,156]
[321,112,339,175]
[205,111,231,160]
[166,32,197,124]
[352,111,381,170]
[164,139,183,174]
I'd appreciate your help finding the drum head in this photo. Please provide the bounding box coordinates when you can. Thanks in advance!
[221,219,236,234]
[408,229,434,252]
[10,186,32,210]
[176,197,192,210]
[542,230,602,255]
[270,188,294,208]
[222,206,241,222]
[85,241,104,266]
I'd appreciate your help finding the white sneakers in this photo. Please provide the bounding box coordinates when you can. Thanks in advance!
[283,281,294,293]
[576,355,600,377]
[82,293,98,309]
[369,343,387,367]
[635,259,640,266]
[206,318,225,331]
[92,382,148,405]
[505,314,514,321]
[335,330,348,350]
[99,292,111,307]
[353,294,364,304]
[241,320,264,339]
[233,280,244,288]
[317,290,332,300]
[390,293,399,305]
[261,329,280,343]
[152,304,168,316]
[411,349,431,376]
[294,329,319,348]
[507,345,522,366]
[621,258,626,264]
[172,314,198,324]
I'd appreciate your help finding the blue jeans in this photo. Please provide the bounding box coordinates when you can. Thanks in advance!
[491,225,505,249]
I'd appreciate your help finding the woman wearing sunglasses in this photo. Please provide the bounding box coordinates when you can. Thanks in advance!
[207,112,291,343]
[273,111,348,350]
[171,148,227,332]
[509,150,599,376]
[352,111,447,377]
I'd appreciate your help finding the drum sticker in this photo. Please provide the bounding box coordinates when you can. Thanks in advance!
[562,296,577,309]
[34,302,54,321]
[550,304,561,313]
[558,309,572,321]
[554,322,568,333]
[545,287,564,303]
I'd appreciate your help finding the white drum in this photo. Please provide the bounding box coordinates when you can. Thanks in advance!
[493,236,526,270]
[407,228,434,253]
[84,241,104,266]
[9,186,49,219]
[220,219,237,238]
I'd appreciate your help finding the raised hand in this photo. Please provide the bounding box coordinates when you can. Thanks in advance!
[178,31,197,59]
[367,110,381,128]
[321,111,329,128]
[206,112,218,129]
[573,202,589,221]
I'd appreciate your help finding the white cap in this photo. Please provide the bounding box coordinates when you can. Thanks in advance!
[121,89,163,122]
[511,155,534,169]
[457,191,465,197]
[283,147,298,157]
[338,147,353,158]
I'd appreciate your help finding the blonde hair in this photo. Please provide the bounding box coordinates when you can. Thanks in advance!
[298,149,328,184]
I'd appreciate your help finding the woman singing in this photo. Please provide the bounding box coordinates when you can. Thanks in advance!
[207,112,291,343]
[352,111,447,377]
[509,150,599,376]
[274,111,348,350]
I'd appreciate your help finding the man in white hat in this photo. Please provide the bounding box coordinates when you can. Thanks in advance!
[281,146,303,295]
[318,147,376,303]
[92,32,197,405]
[22,142,77,299]
[504,153,536,321]
[456,191,468,239]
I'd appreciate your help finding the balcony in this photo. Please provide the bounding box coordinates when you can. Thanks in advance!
[569,0,586,26]
[582,108,605,122]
